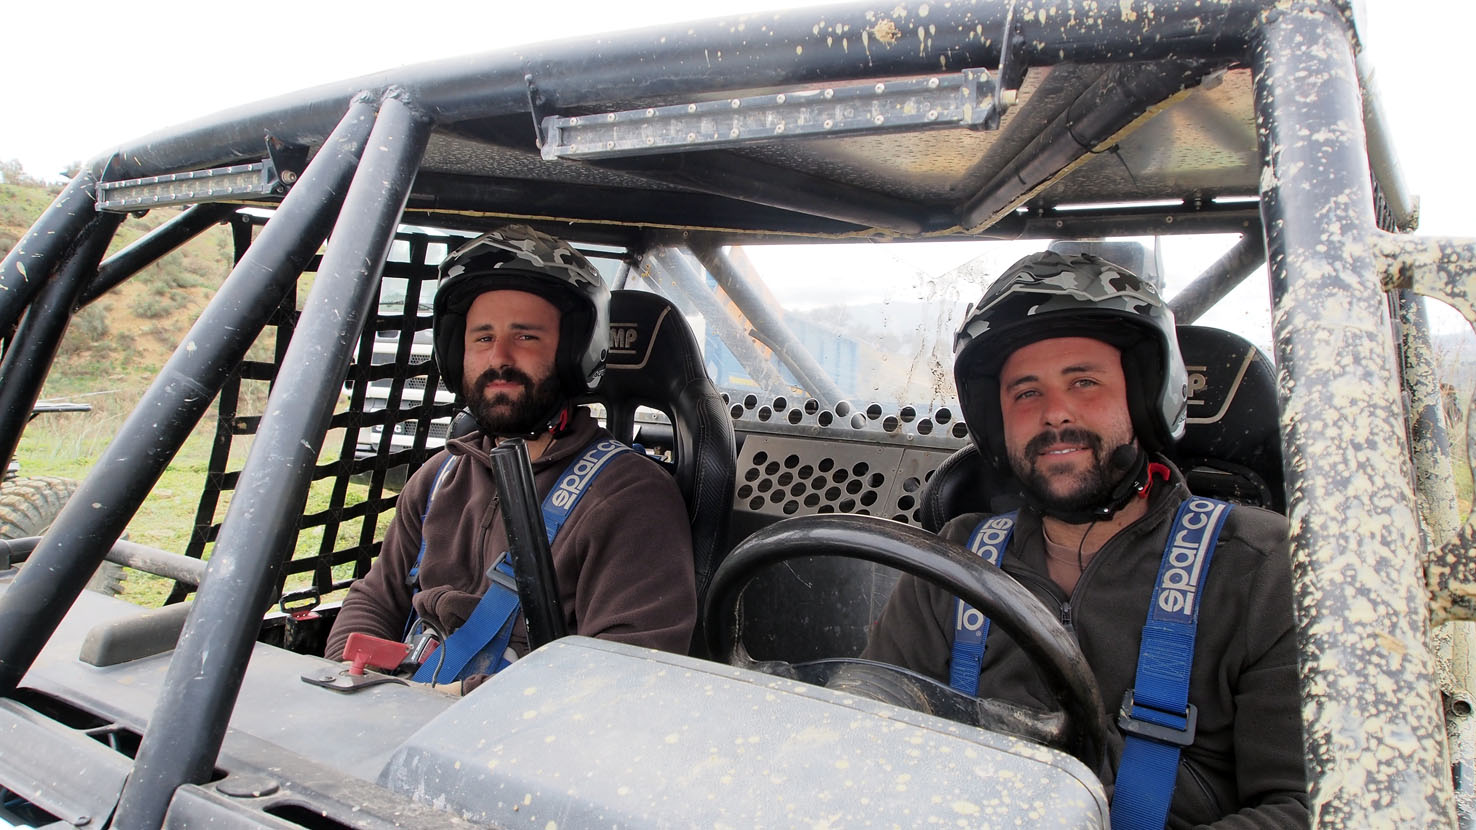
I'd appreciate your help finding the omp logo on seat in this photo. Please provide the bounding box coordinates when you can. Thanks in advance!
[610,326,640,351]
[549,440,625,509]
[1154,498,1227,619]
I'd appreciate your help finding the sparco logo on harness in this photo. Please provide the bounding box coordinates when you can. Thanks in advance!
[967,514,1014,566]
[550,440,624,510]
[1154,498,1227,620]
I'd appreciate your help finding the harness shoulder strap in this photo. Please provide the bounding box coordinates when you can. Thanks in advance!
[406,454,460,591]
[413,438,634,684]
[1110,497,1233,830]
[948,511,1018,695]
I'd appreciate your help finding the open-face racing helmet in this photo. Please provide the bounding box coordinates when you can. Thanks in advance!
[432,224,610,405]
[953,250,1188,477]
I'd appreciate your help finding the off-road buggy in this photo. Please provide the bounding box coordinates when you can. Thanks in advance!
[1,0,1472,826]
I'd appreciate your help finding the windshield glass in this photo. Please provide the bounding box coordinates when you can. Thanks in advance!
[627,234,1271,441]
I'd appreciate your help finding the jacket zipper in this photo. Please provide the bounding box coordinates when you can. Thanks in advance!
[1183,758,1225,818]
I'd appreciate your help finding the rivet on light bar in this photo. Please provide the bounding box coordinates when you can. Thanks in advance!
[96,161,283,212]
[541,68,997,162]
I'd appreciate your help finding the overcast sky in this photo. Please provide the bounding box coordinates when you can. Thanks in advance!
[4,0,1467,235]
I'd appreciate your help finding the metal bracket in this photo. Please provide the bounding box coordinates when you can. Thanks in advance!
[525,72,551,150]
[300,669,408,693]
[263,136,309,193]
[991,0,1027,129]
[541,69,998,161]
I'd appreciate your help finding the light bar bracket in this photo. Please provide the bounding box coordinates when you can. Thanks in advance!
[541,68,997,161]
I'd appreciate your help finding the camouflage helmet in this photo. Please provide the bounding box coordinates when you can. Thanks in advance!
[432,224,610,400]
[953,250,1188,473]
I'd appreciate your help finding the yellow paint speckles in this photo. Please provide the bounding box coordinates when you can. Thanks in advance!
[835,758,850,769]
[664,732,681,744]
[796,45,803,55]
[522,685,539,695]
[951,800,982,815]
[873,18,902,44]
[1376,631,1409,657]
[1118,0,1138,22]
[521,709,539,719]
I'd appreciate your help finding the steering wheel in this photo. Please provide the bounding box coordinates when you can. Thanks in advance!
[702,513,1109,772]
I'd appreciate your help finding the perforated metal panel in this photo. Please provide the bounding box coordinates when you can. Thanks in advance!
[734,434,954,527]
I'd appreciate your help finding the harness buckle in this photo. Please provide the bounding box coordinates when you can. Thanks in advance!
[1118,690,1197,747]
[488,552,518,593]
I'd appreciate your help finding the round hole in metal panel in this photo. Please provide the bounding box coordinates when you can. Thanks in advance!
[744,468,760,482]
[833,468,848,483]
[758,479,773,493]
[765,461,781,475]
[783,501,799,515]
[758,406,772,421]
[893,514,909,522]
[797,464,814,479]
[860,490,878,506]
[866,403,883,420]
[737,484,753,499]
[753,451,769,465]
[934,407,952,424]
[839,498,857,512]
[882,416,900,432]
[825,486,842,501]
[901,476,921,493]
[744,394,759,409]
[845,479,863,495]
[804,493,820,507]
[819,504,835,514]
[777,471,794,487]
[769,490,785,504]
[749,498,764,510]
[790,483,805,496]
[897,494,916,510]
[869,473,885,488]
[784,454,800,469]
[774,396,788,411]
[917,419,933,435]
[924,468,935,480]
[952,423,969,439]
[857,509,870,516]
[730,404,744,419]
[899,405,916,422]
[850,414,867,429]
[852,461,869,476]
[835,400,852,417]
[811,476,826,489]
[818,411,834,426]
[788,409,803,424]
[804,398,820,414]
[818,458,835,473]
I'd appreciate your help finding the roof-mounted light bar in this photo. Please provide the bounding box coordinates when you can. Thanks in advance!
[541,68,997,161]
[96,161,287,212]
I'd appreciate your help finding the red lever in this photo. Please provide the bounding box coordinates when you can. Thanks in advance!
[342,632,411,676]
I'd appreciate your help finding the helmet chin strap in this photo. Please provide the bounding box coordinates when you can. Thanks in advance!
[1030,443,1153,525]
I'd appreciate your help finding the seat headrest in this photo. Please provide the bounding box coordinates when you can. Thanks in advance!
[597,290,708,407]
[1174,326,1284,512]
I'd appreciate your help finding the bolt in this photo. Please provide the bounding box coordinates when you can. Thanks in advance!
[280,170,298,184]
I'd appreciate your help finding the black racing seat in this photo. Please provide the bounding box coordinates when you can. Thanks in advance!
[588,289,737,609]
[919,325,1284,531]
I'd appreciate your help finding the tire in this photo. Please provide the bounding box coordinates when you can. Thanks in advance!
[0,476,126,597]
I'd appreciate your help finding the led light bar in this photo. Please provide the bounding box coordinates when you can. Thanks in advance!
[96,161,284,212]
[541,68,997,161]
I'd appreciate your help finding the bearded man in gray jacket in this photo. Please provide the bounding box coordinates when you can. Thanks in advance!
[861,252,1308,828]
[326,225,694,693]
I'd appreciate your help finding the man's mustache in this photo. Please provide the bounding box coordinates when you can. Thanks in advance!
[1023,427,1103,462]
[471,367,534,397]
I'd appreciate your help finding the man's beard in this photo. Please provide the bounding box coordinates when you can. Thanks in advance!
[1008,426,1124,515]
[464,367,564,436]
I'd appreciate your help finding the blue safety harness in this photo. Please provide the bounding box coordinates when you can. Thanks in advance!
[406,438,634,685]
[950,497,1232,830]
